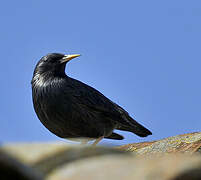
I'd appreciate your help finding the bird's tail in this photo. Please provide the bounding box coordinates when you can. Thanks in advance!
[117,116,152,137]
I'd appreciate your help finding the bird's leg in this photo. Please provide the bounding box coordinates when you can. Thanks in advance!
[92,136,104,146]
[80,139,89,145]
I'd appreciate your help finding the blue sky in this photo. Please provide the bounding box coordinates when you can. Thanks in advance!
[1,1,201,145]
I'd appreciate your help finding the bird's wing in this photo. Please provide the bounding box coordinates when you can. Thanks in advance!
[66,78,136,127]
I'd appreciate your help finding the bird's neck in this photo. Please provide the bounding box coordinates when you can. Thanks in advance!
[32,71,67,89]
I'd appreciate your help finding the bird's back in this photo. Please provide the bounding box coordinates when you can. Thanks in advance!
[65,77,152,137]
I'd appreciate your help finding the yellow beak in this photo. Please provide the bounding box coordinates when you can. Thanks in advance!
[61,54,81,63]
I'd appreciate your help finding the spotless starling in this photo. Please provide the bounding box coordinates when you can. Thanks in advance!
[31,53,152,145]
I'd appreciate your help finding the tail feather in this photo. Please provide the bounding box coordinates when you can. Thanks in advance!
[117,116,152,137]
[105,132,124,140]
[110,104,152,137]
[118,125,152,137]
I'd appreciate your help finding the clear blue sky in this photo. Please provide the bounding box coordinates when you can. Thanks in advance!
[1,1,201,145]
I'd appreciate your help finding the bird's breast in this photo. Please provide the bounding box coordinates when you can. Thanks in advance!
[32,78,73,127]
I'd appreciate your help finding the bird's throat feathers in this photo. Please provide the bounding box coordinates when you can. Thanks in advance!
[32,70,67,89]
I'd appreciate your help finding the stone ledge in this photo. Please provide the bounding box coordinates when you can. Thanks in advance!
[1,132,201,180]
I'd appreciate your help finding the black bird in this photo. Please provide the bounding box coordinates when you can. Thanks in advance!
[31,53,152,145]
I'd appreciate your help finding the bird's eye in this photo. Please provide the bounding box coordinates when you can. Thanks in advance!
[49,57,60,63]
[43,54,64,64]
[49,58,56,63]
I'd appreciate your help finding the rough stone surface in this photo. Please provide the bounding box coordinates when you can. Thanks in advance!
[48,154,201,180]
[1,143,130,178]
[1,132,201,180]
[120,132,201,155]
[1,142,70,164]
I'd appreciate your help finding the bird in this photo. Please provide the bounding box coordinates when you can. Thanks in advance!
[31,53,152,145]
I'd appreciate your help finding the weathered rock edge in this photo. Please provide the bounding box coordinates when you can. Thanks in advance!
[1,132,201,180]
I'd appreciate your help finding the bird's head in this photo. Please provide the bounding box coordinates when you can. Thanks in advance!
[33,53,80,77]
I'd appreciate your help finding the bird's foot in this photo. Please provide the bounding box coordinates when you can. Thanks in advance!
[80,139,89,145]
[92,136,104,146]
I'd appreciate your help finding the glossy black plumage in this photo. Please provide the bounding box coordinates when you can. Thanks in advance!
[31,53,152,143]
